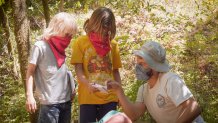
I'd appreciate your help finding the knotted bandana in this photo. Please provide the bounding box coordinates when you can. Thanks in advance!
[47,36,71,67]
[88,32,111,57]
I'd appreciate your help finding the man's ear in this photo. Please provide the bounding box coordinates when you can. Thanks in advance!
[146,68,153,77]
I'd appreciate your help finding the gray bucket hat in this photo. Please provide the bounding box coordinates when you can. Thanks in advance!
[133,41,170,72]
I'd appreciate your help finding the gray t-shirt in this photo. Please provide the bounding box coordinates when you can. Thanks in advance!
[136,72,193,123]
[29,41,74,105]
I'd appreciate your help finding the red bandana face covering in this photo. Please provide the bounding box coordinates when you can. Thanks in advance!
[47,36,72,68]
[88,32,111,57]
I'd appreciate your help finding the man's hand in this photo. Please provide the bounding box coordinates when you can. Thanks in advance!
[106,80,146,121]
[106,80,123,93]
[25,95,37,114]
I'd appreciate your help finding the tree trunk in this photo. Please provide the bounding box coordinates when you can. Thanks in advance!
[0,5,19,77]
[12,0,30,85]
[0,6,12,55]
[59,0,64,12]
[12,0,38,122]
[42,0,50,27]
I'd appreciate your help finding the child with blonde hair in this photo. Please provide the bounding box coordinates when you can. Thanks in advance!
[25,12,77,123]
[71,7,122,123]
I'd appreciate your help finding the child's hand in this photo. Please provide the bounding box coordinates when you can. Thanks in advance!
[87,83,99,93]
[91,83,108,93]
[25,95,37,114]
[71,89,76,101]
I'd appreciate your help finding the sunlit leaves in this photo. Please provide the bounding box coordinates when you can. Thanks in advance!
[0,0,5,6]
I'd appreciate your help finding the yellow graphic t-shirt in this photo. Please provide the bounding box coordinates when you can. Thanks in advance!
[71,35,122,104]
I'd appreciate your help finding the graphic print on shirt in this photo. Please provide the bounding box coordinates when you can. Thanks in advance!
[156,94,166,108]
[87,54,113,86]
[88,55,112,73]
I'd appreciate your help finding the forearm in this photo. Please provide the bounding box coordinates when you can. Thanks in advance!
[177,99,201,123]
[117,90,144,121]
[25,64,36,98]
[75,64,90,85]
[25,64,37,113]
[77,73,90,85]
[25,75,34,97]
[113,69,121,84]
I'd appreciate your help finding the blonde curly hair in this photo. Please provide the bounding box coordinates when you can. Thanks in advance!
[43,12,77,40]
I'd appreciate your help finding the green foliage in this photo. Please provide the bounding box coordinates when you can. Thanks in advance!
[0,0,5,6]
[113,0,218,122]
[0,55,29,122]
[181,9,218,121]
[72,90,79,122]
[0,90,29,122]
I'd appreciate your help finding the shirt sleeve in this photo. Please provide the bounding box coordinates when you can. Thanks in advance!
[29,44,41,65]
[111,40,122,69]
[136,85,145,103]
[70,38,83,64]
[166,75,193,107]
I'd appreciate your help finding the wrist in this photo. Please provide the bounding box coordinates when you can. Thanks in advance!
[116,88,124,96]
[25,92,34,98]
